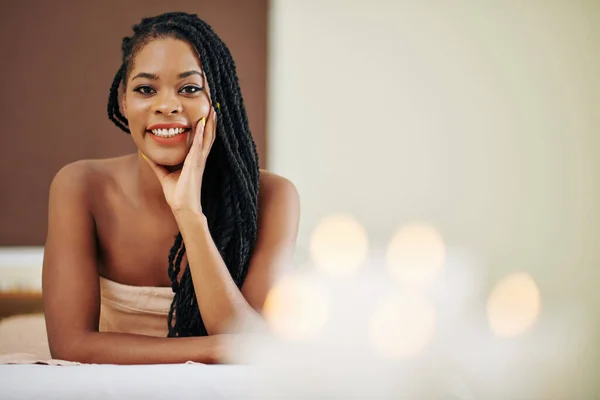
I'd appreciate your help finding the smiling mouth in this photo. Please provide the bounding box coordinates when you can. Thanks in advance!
[148,127,190,138]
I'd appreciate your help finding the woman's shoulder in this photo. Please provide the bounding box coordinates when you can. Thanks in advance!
[49,155,133,199]
[259,169,297,195]
[258,169,300,210]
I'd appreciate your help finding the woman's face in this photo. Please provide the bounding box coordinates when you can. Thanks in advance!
[122,37,211,167]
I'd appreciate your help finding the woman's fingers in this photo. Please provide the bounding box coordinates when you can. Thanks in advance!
[182,116,206,171]
[201,108,216,160]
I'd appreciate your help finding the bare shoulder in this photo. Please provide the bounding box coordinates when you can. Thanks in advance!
[49,155,132,200]
[50,160,95,199]
[258,169,299,203]
[257,169,300,225]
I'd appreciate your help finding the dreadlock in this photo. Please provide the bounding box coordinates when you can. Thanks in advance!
[107,12,260,337]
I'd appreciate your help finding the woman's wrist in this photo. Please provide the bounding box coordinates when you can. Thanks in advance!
[173,208,208,233]
[201,334,231,364]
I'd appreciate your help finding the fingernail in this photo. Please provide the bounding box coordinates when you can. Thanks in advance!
[201,117,206,127]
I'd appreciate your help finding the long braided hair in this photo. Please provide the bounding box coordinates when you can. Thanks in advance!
[106,12,260,337]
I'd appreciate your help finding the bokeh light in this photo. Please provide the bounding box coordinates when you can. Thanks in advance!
[386,224,446,287]
[263,274,330,341]
[369,291,436,359]
[487,272,542,338]
[309,214,369,277]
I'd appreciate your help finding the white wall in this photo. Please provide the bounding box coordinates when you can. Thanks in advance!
[268,0,598,286]
[268,0,599,388]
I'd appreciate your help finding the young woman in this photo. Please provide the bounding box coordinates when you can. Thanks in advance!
[41,12,300,365]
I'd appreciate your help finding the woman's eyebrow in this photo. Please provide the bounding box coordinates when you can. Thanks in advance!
[178,70,203,79]
[131,70,203,81]
[132,72,159,81]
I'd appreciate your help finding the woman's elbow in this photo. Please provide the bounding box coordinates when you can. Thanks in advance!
[48,333,94,363]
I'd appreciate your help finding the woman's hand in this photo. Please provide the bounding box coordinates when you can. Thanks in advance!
[143,108,217,216]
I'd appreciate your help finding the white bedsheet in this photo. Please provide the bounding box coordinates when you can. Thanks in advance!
[1,364,258,400]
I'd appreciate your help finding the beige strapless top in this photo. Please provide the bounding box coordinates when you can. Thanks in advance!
[0,277,176,364]
[99,276,175,338]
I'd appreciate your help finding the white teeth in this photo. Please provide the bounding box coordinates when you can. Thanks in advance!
[150,127,187,137]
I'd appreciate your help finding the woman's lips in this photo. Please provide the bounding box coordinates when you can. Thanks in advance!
[147,122,190,130]
[146,128,190,145]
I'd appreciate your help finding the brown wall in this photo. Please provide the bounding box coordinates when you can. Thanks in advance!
[0,0,268,246]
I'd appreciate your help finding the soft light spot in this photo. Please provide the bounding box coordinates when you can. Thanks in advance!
[386,224,446,287]
[263,274,329,341]
[487,272,542,338]
[309,214,369,277]
[369,291,436,359]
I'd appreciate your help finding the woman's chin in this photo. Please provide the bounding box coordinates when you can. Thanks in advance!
[141,137,191,167]
[147,152,187,168]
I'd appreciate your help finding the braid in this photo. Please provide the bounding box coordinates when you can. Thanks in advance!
[107,12,260,337]
[107,64,129,133]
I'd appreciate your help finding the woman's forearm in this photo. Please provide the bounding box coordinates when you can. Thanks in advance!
[175,210,263,335]
[51,331,219,365]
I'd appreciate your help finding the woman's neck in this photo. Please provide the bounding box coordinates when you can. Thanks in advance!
[134,151,171,211]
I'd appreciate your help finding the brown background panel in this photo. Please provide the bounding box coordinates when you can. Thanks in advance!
[0,0,268,246]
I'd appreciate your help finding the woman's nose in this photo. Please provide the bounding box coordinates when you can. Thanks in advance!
[153,92,182,115]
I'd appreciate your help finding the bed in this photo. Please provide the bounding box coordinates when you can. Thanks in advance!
[1,247,598,399]
[1,364,257,400]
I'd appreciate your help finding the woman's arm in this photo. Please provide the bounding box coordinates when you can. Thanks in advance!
[175,172,300,335]
[142,112,301,336]
[42,162,222,364]
[53,331,220,365]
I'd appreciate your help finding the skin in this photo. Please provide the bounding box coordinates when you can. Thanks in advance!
[41,38,300,364]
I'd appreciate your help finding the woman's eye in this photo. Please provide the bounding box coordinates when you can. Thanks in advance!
[133,85,155,95]
[180,85,202,94]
